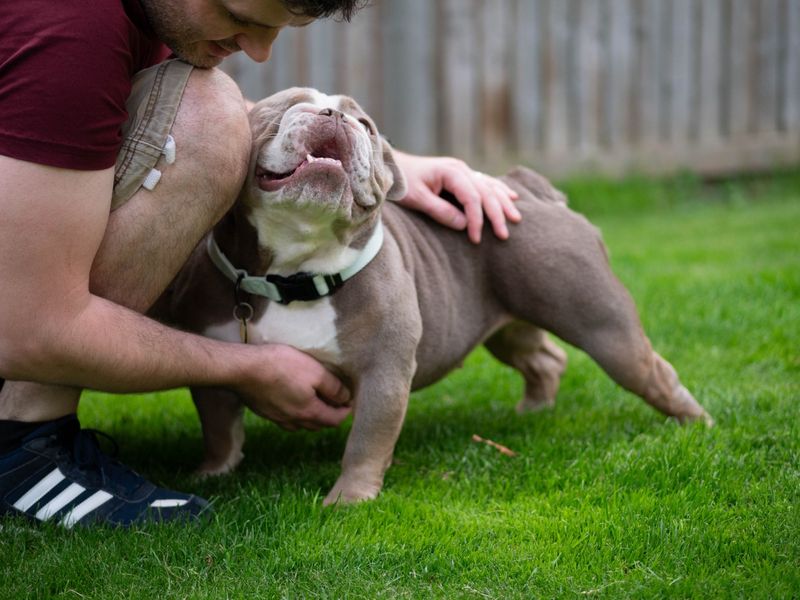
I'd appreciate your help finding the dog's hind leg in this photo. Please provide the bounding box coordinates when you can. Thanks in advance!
[530,289,713,426]
[192,388,246,477]
[581,325,713,426]
[484,322,567,413]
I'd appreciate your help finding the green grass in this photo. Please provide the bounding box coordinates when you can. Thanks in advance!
[2,170,799,599]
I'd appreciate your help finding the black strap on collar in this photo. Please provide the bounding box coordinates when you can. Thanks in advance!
[265,272,345,305]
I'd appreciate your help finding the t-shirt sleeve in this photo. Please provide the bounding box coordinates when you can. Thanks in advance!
[0,1,144,170]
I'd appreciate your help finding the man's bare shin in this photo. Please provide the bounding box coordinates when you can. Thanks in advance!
[0,382,78,421]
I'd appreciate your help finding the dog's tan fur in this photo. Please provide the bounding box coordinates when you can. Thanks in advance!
[163,88,712,505]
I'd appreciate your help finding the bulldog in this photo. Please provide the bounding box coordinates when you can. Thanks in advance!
[164,87,713,505]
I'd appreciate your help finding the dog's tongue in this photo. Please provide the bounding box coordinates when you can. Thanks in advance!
[256,164,294,180]
[256,163,299,191]
[256,152,347,192]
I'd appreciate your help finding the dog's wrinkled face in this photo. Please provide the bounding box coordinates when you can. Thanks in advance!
[244,87,407,223]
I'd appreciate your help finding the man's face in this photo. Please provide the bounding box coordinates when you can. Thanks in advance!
[141,0,315,68]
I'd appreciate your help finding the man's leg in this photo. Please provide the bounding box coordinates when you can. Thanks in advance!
[0,62,251,527]
[0,64,251,422]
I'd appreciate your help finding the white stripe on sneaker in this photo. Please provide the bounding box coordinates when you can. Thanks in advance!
[150,499,189,508]
[12,468,65,512]
[60,491,113,529]
[34,483,85,521]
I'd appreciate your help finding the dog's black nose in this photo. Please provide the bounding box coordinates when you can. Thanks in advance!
[319,107,344,119]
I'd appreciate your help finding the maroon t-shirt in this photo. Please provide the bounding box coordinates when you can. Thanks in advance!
[0,0,171,170]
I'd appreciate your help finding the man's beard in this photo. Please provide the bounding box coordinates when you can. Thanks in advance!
[139,0,225,68]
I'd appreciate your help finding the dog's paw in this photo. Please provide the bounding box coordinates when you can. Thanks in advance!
[194,451,244,479]
[668,384,715,427]
[322,478,382,507]
[677,408,715,428]
[516,396,556,414]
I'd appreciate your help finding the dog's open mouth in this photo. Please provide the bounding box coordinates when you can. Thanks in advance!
[256,142,348,192]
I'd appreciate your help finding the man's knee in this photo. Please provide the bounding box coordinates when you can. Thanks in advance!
[173,68,251,218]
[89,67,252,311]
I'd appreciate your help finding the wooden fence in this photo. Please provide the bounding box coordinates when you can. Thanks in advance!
[223,0,800,178]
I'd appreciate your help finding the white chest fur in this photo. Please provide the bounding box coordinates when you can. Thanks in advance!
[201,298,342,364]
[250,298,342,364]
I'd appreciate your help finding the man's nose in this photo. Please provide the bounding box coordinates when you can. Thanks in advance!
[235,28,280,63]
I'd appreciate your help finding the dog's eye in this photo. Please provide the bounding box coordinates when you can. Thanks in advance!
[358,118,375,136]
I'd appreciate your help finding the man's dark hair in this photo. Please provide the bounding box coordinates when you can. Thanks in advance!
[282,0,369,21]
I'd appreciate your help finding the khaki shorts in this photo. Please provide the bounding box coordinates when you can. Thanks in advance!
[112,59,194,210]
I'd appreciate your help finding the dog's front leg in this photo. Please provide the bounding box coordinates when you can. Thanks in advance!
[192,387,246,477]
[323,372,412,506]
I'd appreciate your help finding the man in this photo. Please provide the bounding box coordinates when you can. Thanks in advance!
[0,0,520,527]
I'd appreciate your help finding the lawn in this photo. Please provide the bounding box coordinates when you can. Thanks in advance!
[2,170,798,599]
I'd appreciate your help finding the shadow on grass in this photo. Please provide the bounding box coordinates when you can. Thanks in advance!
[98,356,678,502]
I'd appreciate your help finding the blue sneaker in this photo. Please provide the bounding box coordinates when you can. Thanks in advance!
[0,415,210,528]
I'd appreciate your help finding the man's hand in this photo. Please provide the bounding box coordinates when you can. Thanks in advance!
[235,344,351,431]
[393,151,521,244]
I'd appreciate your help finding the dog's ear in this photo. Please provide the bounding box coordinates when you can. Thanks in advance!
[380,136,408,202]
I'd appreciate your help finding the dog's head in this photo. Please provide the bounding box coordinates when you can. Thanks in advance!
[243,88,406,230]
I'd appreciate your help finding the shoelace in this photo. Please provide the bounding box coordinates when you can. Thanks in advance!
[69,428,140,493]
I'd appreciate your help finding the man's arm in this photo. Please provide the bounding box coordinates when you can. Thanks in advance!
[0,156,349,430]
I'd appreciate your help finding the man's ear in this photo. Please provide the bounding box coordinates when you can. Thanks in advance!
[381,136,408,201]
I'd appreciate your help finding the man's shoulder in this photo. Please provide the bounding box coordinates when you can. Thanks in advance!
[0,0,165,170]
[1,0,133,50]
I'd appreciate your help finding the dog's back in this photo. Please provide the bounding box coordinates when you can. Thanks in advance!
[373,167,613,388]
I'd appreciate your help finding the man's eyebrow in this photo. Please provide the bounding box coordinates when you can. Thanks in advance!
[222,2,279,28]
[223,1,314,29]
[230,9,279,29]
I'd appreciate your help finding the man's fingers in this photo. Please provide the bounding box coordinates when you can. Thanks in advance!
[276,420,299,432]
[304,403,351,429]
[473,177,509,240]
[276,400,350,431]
[316,368,351,406]
[441,170,484,243]
[504,195,522,222]
[484,177,523,239]
[409,188,468,231]
[494,179,522,222]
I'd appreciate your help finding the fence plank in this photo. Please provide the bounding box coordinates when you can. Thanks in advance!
[670,0,693,143]
[478,0,511,160]
[729,0,753,136]
[636,0,664,146]
[698,0,723,143]
[758,0,781,133]
[606,0,633,149]
[542,0,571,155]
[341,5,380,119]
[379,0,435,154]
[575,0,601,155]
[267,30,294,94]
[439,0,479,160]
[512,0,543,157]
[306,21,337,94]
[786,0,800,130]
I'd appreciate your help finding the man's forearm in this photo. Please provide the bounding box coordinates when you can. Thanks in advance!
[2,293,256,394]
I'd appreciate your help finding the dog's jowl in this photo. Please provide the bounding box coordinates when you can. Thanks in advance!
[163,87,713,505]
